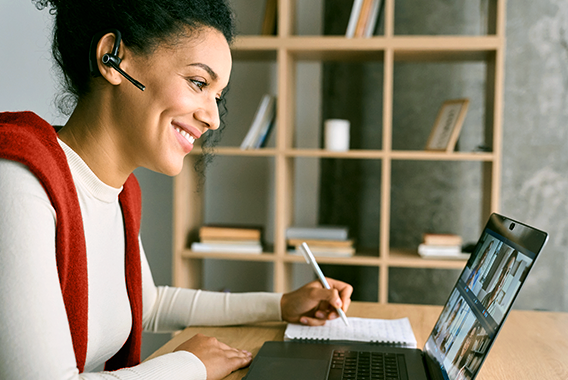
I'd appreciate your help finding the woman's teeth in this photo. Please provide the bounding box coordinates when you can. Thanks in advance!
[175,127,196,144]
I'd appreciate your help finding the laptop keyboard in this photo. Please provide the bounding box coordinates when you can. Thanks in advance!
[327,350,404,380]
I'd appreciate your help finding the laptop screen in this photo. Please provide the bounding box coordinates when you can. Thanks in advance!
[423,214,547,380]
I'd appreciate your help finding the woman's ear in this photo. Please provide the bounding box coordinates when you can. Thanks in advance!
[95,33,124,86]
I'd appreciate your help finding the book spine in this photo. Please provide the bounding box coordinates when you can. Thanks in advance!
[346,0,364,38]
[354,0,374,37]
[240,95,271,149]
[364,0,381,37]
[286,228,349,241]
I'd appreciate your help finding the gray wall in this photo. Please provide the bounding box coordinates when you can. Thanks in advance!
[2,0,566,358]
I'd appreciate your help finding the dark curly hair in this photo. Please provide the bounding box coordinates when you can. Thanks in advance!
[33,0,236,176]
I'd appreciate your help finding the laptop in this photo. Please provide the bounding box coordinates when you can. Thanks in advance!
[243,213,548,380]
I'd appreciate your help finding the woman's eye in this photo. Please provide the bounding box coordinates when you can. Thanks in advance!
[190,79,207,90]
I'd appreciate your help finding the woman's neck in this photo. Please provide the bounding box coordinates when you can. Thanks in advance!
[57,96,134,188]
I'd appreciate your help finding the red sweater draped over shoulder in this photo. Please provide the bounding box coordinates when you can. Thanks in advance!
[0,111,143,372]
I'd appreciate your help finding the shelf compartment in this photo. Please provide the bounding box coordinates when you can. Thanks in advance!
[202,259,274,292]
[392,60,488,152]
[221,61,277,148]
[388,266,462,305]
[394,0,498,37]
[389,160,486,250]
[201,155,275,241]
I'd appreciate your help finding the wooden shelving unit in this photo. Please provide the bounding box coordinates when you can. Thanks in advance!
[173,0,506,303]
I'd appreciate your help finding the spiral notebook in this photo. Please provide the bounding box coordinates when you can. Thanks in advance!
[284,317,417,348]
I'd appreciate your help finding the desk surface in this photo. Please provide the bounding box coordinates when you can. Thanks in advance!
[148,302,568,379]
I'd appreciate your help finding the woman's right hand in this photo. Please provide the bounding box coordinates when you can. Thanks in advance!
[173,333,252,380]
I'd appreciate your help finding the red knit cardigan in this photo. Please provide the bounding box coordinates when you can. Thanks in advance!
[0,111,143,372]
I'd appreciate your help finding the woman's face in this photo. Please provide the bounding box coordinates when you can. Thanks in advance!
[112,27,232,176]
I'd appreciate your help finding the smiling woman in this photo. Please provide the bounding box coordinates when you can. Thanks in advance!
[0,1,354,380]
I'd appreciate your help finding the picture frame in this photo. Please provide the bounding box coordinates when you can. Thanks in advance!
[425,98,470,152]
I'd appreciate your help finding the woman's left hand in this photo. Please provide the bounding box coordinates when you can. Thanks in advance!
[280,278,353,326]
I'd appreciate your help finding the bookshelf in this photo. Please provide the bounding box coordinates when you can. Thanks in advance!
[172,0,506,303]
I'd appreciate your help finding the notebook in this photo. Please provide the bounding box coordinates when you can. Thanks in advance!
[284,317,417,347]
[243,213,548,380]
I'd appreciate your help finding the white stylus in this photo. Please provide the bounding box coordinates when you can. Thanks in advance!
[299,242,349,326]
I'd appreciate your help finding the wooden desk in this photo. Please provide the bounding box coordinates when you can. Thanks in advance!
[148,302,568,379]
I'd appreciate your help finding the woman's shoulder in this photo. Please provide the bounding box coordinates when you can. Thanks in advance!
[0,158,51,201]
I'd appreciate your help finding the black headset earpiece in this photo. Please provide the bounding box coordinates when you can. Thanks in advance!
[89,29,146,91]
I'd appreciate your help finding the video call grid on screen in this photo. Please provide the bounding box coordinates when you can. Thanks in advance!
[425,228,538,380]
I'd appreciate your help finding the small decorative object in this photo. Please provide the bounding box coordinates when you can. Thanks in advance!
[425,98,470,152]
[324,119,350,151]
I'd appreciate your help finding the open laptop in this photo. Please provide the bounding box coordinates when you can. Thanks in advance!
[243,214,548,380]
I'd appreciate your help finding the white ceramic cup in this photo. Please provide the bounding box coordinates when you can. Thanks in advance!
[324,119,350,151]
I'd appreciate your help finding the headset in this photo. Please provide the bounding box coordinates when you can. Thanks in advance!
[89,29,146,91]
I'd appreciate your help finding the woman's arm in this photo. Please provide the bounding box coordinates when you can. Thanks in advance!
[0,159,208,380]
[0,159,82,379]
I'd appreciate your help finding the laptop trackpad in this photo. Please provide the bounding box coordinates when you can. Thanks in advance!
[244,342,331,380]
[248,357,329,379]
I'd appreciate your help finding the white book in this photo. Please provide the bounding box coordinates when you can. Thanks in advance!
[346,0,364,38]
[364,0,381,37]
[240,94,273,150]
[191,242,263,254]
[418,244,470,260]
[251,96,276,148]
[286,226,349,241]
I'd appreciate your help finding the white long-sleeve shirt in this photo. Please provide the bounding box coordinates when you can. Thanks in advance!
[0,139,282,379]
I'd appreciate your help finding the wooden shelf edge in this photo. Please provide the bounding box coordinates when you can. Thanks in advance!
[179,248,466,270]
[180,249,276,262]
[233,35,501,51]
[195,147,494,161]
[284,254,383,266]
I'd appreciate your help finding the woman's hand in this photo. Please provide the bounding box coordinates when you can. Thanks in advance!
[174,333,252,380]
[280,278,353,326]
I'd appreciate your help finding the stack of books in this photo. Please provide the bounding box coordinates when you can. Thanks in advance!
[240,94,276,150]
[346,0,384,38]
[418,233,469,260]
[191,225,263,254]
[286,226,355,257]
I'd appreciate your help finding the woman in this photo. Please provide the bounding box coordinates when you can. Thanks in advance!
[0,1,353,379]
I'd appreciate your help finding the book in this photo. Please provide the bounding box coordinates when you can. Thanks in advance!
[418,244,470,260]
[191,242,263,254]
[252,115,276,149]
[284,317,417,348]
[354,0,375,37]
[286,226,349,241]
[364,0,383,37]
[199,226,262,241]
[346,0,364,38]
[423,233,463,246]
[288,246,355,258]
[240,94,276,150]
[201,239,261,245]
[287,238,354,248]
[261,0,278,35]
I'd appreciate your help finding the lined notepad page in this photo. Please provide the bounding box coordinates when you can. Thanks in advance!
[284,317,417,348]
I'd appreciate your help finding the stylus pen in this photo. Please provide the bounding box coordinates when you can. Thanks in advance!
[299,242,349,326]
